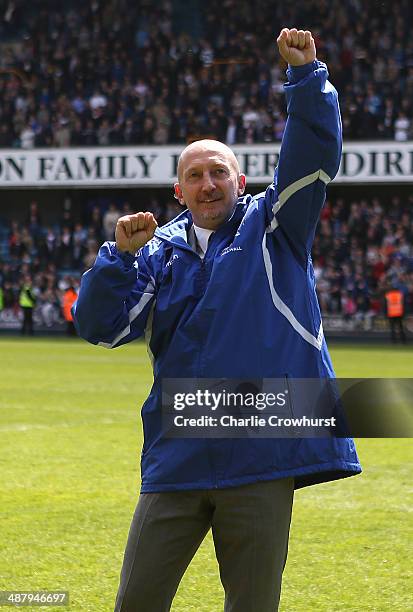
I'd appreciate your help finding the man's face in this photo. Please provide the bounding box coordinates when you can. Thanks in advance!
[174,141,246,230]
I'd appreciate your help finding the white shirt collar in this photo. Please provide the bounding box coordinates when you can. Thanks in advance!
[188,224,214,258]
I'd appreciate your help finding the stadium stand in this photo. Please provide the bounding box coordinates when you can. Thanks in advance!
[0,0,412,333]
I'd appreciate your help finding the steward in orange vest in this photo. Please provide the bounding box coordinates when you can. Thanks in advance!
[62,286,78,335]
[385,289,404,318]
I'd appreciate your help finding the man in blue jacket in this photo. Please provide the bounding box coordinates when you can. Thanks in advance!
[74,28,361,612]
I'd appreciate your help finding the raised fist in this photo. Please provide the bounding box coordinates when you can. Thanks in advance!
[115,212,158,254]
[277,28,316,66]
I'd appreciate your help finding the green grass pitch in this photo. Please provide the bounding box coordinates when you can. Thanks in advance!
[0,339,412,611]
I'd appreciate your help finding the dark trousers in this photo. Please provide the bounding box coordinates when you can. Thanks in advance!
[114,478,294,612]
[389,316,406,343]
[66,320,76,336]
[21,307,34,335]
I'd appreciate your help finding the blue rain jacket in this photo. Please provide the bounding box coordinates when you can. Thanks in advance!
[73,60,362,492]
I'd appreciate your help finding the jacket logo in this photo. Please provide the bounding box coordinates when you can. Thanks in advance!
[166,254,180,267]
[221,246,243,256]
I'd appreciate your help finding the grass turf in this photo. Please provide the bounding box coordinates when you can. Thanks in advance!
[0,338,412,611]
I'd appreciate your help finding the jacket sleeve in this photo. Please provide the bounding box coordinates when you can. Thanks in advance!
[265,60,342,262]
[72,242,156,348]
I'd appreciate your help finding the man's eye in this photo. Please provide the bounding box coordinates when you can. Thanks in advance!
[215,168,226,174]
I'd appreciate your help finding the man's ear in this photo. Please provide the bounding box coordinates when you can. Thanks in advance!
[174,182,185,206]
[238,174,247,196]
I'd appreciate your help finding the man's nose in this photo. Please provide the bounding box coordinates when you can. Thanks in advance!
[200,172,216,192]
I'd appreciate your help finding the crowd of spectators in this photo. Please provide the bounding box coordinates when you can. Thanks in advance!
[0,192,412,331]
[313,194,413,325]
[0,197,182,328]
[0,0,412,149]
[0,1,412,331]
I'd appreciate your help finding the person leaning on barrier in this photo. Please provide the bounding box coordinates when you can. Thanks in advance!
[73,28,361,612]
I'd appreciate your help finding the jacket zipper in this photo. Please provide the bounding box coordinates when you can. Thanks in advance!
[197,255,219,487]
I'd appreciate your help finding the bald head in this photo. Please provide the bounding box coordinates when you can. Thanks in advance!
[177,139,240,181]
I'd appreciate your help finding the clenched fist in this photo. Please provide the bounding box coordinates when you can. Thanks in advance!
[277,28,316,66]
[115,212,158,254]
